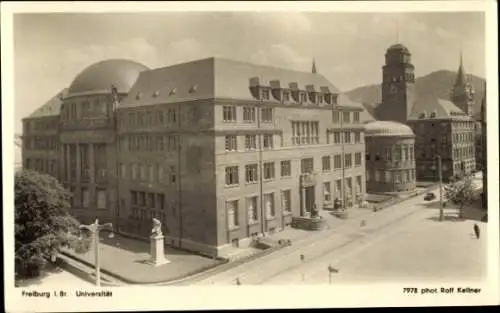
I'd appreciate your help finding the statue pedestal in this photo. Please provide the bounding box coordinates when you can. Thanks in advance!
[147,234,170,267]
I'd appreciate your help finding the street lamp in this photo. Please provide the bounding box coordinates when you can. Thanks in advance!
[79,218,113,286]
[434,155,444,221]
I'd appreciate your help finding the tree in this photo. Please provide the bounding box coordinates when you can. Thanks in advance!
[15,169,90,279]
[444,174,476,219]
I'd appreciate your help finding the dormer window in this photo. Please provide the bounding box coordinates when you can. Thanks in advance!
[332,93,339,106]
[261,89,270,100]
[153,90,160,97]
[318,94,324,104]
[169,88,177,96]
[308,92,316,104]
[136,92,142,100]
[419,111,426,119]
[430,111,437,118]
[283,91,290,102]
[300,92,307,104]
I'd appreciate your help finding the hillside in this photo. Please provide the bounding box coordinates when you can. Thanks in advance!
[346,70,486,120]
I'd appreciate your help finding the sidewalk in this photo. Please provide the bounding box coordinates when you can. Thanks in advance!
[63,233,223,284]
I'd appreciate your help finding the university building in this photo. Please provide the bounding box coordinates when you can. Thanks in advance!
[22,57,367,256]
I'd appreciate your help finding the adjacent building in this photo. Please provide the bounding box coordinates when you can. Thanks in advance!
[364,121,416,194]
[372,43,477,182]
[22,57,367,256]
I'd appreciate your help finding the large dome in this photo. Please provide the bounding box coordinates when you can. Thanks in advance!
[67,59,149,96]
[364,121,415,137]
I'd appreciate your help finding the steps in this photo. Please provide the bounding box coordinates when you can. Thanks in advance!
[56,254,125,287]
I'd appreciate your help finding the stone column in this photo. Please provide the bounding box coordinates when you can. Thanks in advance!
[301,186,306,216]
[66,145,71,182]
[148,234,170,266]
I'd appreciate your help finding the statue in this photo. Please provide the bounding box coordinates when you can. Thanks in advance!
[151,218,162,236]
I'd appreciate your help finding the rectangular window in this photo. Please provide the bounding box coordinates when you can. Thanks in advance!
[96,189,106,209]
[247,196,258,223]
[334,132,341,144]
[261,108,273,123]
[334,154,342,169]
[355,152,362,166]
[263,162,275,180]
[322,156,331,171]
[243,107,256,122]
[81,188,90,208]
[324,182,332,202]
[280,160,291,177]
[345,153,352,168]
[263,134,273,149]
[245,164,258,183]
[140,164,147,181]
[225,166,239,186]
[333,111,340,124]
[343,112,350,123]
[226,200,239,228]
[282,190,291,212]
[225,135,238,151]
[301,158,314,174]
[120,163,127,179]
[264,193,275,218]
[168,109,177,124]
[353,112,360,123]
[223,106,236,122]
[149,164,156,183]
[245,135,257,150]
[344,131,351,143]
[354,132,361,143]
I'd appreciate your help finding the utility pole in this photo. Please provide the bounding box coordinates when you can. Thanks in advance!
[79,218,113,286]
[436,155,444,221]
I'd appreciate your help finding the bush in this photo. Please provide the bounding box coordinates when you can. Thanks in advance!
[15,169,89,279]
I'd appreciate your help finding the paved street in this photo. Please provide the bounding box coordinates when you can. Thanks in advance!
[193,183,487,285]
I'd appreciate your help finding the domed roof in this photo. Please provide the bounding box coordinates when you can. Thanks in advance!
[68,59,149,96]
[364,121,415,137]
[387,43,410,54]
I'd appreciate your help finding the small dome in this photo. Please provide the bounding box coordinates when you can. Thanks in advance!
[68,59,149,96]
[387,43,410,54]
[364,121,415,137]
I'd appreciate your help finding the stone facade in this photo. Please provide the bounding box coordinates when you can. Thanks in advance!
[22,57,367,257]
[364,121,416,194]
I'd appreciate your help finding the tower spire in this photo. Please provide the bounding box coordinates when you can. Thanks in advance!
[455,48,466,87]
[312,58,317,74]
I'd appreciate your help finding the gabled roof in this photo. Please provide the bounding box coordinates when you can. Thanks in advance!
[119,57,343,108]
[407,95,472,121]
[26,88,68,118]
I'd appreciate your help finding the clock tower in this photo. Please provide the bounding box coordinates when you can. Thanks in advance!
[377,43,416,124]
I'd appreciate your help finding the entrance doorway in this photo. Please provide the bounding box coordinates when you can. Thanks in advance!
[304,186,315,214]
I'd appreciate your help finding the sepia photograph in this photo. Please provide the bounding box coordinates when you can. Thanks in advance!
[3,1,499,311]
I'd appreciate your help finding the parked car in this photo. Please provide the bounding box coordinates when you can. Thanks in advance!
[424,192,436,201]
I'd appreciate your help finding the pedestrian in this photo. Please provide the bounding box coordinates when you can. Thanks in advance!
[360,220,366,227]
[473,224,480,239]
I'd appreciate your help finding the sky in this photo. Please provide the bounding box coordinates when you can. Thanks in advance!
[13,11,485,135]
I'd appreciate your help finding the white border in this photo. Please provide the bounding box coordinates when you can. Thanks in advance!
[2,1,499,312]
